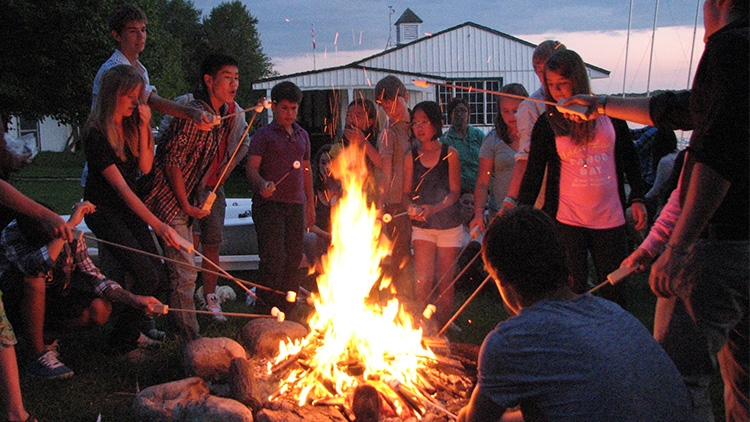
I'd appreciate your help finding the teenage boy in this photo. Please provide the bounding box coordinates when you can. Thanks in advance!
[0,202,163,380]
[457,207,693,422]
[565,1,748,419]
[374,76,414,290]
[246,81,314,314]
[140,54,238,340]
[440,97,485,191]
[500,40,566,214]
[156,93,249,322]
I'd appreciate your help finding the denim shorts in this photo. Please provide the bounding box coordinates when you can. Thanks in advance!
[194,186,226,245]
[411,225,464,248]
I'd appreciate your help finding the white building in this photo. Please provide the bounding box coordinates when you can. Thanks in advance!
[7,115,73,152]
[253,9,609,150]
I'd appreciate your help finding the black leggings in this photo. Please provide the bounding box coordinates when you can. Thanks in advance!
[555,222,629,309]
[85,207,167,351]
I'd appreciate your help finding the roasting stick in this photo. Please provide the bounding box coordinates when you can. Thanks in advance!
[437,274,492,337]
[174,235,296,304]
[422,250,482,320]
[413,80,592,119]
[588,265,636,294]
[151,303,285,321]
[81,234,285,297]
[201,98,273,212]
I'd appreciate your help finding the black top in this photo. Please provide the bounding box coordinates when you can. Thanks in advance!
[410,143,462,230]
[518,113,646,220]
[83,127,140,211]
[650,17,749,240]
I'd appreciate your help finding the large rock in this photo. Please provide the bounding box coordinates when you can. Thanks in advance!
[132,377,210,421]
[174,395,254,422]
[229,357,263,412]
[240,319,308,359]
[184,337,247,382]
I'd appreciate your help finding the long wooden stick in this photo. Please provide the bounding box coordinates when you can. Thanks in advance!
[414,80,557,107]
[437,274,492,337]
[212,105,263,192]
[82,234,284,296]
[165,307,275,319]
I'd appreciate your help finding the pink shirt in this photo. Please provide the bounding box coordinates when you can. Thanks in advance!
[556,117,625,229]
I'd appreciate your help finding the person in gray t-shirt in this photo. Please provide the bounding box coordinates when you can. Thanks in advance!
[457,207,694,422]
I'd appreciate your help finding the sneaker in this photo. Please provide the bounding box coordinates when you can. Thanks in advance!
[245,287,257,308]
[206,293,228,322]
[27,349,74,380]
[136,332,162,349]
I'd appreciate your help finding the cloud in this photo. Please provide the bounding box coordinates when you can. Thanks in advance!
[270,25,705,95]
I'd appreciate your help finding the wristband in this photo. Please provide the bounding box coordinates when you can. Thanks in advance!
[503,197,517,207]
[597,95,608,115]
[474,208,484,214]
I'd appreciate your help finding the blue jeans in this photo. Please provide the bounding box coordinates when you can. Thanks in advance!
[253,200,304,313]
[654,240,749,421]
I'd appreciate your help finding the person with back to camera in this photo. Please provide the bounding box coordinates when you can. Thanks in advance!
[457,207,693,422]
[517,49,647,310]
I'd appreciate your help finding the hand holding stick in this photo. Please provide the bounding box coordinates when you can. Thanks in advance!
[413,80,593,119]
[201,98,272,212]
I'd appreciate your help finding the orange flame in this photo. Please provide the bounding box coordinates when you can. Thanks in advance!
[270,143,434,407]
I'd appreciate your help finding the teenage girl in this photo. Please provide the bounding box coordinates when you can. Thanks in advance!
[517,50,647,308]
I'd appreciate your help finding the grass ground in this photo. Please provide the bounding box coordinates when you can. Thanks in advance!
[6,152,726,421]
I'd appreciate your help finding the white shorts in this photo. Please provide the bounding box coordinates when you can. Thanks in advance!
[411,225,464,248]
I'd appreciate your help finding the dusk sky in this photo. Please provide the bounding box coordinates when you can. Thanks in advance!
[190,0,706,94]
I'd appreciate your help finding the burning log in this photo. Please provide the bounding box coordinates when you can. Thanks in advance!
[228,357,262,413]
[351,385,380,422]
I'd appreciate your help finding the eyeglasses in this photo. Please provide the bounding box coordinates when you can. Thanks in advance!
[411,121,431,129]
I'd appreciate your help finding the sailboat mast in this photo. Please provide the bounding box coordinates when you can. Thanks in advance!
[622,0,635,97]
[646,0,660,96]
[687,0,701,88]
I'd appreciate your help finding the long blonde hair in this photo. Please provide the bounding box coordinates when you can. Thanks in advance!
[88,64,145,161]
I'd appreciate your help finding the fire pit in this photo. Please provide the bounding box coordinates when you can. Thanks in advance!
[257,144,474,421]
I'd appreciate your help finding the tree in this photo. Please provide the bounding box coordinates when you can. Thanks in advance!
[200,1,275,106]
[0,0,274,135]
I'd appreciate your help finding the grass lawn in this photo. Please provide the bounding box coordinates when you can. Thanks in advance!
[5,152,726,421]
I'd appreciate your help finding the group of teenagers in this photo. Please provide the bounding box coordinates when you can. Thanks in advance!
[0,0,747,421]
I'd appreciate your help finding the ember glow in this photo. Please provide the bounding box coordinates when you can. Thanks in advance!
[269,144,436,413]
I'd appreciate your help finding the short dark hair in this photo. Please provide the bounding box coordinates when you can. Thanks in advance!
[271,81,303,104]
[374,75,406,102]
[446,97,469,124]
[482,207,569,302]
[412,101,444,139]
[200,53,238,89]
[109,3,147,34]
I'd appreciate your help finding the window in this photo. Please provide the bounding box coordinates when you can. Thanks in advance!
[17,117,40,150]
[437,79,502,127]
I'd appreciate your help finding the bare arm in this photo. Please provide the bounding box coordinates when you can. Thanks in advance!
[246,155,275,198]
[147,92,215,131]
[650,162,730,298]
[303,159,315,229]
[470,157,494,233]
[457,388,512,422]
[165,164,209,219]
[100,164,180,249]
[137,103,155,174]
[0,180,72,241]
[562,95,654,126]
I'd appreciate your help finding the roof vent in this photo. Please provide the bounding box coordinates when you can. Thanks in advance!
[395,8,423,46]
